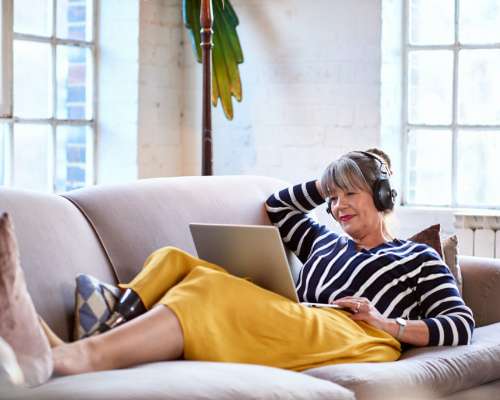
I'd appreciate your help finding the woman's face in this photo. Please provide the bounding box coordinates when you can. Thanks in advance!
[328,187,382,240]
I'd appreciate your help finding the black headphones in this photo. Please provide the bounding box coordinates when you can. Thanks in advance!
[325,151,397,214]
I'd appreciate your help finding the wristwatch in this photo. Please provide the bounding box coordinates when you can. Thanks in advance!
[395,317,407,340]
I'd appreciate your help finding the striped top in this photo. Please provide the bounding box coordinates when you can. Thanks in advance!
[265,180,475,346]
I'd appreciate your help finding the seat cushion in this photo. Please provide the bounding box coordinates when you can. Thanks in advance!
[1,361,354,400]
[304,322,500,400]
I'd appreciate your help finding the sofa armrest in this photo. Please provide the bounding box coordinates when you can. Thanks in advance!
[459,255,500,327]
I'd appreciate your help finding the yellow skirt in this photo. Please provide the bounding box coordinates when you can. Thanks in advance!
[120,247,401,372]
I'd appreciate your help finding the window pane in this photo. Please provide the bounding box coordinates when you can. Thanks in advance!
[55,125,91,192]
[407,129,452,206]
[57,46,93,119]
[460,0,500,44]
[14,41,52,118]
[408,51,453,124]
[458,50,500,125]
[14,0,53,37]
[409,0,454,45]
[13,124,51,192]
[57,0,93,41]
[457,131,500,207]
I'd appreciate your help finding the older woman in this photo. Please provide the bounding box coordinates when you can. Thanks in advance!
[33,149,474,377]
[266,149,474,347]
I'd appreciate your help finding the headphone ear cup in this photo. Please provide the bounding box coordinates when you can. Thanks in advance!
[326,198,332,214]
[373,178,395,211]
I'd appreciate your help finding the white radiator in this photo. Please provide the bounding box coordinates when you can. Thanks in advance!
[455,214,500,258]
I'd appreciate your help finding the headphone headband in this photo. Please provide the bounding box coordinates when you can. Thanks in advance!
[354,151,390,177]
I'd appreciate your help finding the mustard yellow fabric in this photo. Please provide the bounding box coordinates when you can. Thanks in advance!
[120,247,401,372]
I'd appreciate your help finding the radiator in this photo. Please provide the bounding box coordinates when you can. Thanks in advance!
[455,214,500,258]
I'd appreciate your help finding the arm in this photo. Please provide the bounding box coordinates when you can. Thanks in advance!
[416,252,475,346]
[382,319,429,347]
[265,180,335,263]
[331,250,474,347]
[332,297,431,347]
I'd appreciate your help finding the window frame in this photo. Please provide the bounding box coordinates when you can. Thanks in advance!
[402,0,500,209]
[0,0,97,191]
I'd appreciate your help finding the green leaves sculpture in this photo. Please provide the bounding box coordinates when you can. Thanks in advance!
[183,0,244,120]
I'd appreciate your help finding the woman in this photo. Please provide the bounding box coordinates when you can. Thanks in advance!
[46,149,474,376]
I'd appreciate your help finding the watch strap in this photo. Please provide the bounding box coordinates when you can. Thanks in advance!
[395,318,406,340]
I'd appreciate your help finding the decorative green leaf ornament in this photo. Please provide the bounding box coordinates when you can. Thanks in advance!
[183,0,244,120]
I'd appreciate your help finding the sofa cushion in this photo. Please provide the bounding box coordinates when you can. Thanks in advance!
[63,176,288,283]
[304,322,500,400]
[74,274,120,340]
[0,188,116,341]
[408,224,443,257]
[442,235,462,294]
[0,213,53,387]
[1,361,355,400]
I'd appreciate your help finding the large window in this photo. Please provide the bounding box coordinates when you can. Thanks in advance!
[0,0,95,192]
[403,0,500,209]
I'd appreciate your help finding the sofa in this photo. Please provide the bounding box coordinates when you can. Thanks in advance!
[0,175,499,400]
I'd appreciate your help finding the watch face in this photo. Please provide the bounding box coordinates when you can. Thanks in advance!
[396,317,407,326]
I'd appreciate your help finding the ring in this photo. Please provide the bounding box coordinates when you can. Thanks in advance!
[355,302,361,313]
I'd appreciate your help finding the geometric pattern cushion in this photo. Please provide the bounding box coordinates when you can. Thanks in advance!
[73,274,121,340]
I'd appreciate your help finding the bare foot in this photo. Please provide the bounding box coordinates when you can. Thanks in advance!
[52,340,95,376]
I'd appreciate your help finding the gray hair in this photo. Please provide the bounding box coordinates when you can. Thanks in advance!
[320,151,383,198]
[320,150,395,238]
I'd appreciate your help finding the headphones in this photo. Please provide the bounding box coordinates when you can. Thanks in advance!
[325,151,397,215]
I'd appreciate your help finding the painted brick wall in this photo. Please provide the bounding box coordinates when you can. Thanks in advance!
[138,0,184,178]
[97,0,140,184]
[99,0,462,240]
[181,0,383,183]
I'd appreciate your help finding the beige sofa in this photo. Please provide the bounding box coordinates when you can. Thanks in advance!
[1,175,500,400]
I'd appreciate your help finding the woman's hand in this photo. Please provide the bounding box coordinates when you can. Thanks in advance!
[330,296,388,331]
[331,296,430,346]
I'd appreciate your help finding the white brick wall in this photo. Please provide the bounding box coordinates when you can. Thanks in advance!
[97,0,467,243]
[97,0,139,184]
[138,0,184,178]
[181,0,383,182]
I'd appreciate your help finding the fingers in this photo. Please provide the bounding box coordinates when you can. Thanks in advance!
[330,297,371,314]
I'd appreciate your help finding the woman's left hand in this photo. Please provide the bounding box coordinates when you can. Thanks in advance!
[330,296,388,330]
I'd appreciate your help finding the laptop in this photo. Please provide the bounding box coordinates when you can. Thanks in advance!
[189,223,346,310]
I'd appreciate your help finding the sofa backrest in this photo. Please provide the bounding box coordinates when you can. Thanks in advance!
[0,188,117,341]
[63,175,289,283]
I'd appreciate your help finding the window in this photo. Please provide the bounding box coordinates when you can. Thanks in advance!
[0,0,96,192]
[403,0,500,209]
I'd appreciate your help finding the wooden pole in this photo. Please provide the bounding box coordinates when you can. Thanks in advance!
[200,0,213,175]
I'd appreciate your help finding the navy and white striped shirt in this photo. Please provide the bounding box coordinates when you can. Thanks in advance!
[265,180,475,346]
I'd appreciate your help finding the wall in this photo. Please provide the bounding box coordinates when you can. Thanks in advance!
[98,0,139,184]
[97,0,466,242]
[138,0,184,178]
[181,0,383,183]
[98,0,184,183]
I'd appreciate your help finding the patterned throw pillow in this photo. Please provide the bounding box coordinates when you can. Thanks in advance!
[73,274,121,340]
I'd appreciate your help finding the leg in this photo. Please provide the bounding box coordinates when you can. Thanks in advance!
[100,247,225,333]
[53,305,183,376]
[38,316,65,348]
[119,246,225,308]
